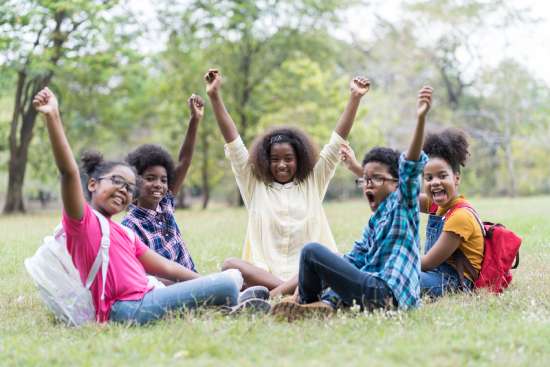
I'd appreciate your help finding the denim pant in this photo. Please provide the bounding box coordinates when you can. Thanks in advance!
[421,214,472,297]
[299,243,396,310]
[109,272,238,325]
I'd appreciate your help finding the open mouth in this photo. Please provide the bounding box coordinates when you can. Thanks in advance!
[365,192,376,208]
[431,189,447,202]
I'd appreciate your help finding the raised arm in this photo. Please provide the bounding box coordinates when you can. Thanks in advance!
[170,94,204,194]
[406,86,433,161]
[204,69,239,143]
[33,87,85,220]
[334,76,370,139]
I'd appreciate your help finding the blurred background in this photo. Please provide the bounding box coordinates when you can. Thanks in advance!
[1,0,549,213]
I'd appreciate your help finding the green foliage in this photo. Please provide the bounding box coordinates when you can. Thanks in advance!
[2,0,549,206]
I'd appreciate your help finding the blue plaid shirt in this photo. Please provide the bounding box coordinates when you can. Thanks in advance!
[344,152,428,309]
[122,192,197,272]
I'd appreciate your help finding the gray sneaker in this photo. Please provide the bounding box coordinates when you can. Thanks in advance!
[238,285,270,304]
[221,298,271,315]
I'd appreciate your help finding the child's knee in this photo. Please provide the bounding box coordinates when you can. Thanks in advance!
[301,242,325,260]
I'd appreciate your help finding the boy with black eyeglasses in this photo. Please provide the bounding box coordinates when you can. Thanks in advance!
[271,86,433,320]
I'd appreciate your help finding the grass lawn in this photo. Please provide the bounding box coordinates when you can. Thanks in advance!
[1,196,549,366]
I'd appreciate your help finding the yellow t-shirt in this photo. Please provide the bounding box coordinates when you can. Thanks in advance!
[435,197,485,281]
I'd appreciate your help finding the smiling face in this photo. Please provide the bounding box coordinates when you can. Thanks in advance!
[88,165,136,217]
[423,157,460,207]
[137,165,168,210]
[269,142,297,184]
[362,161,398,212]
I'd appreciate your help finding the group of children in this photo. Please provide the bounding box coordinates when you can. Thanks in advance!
[32,67,484,325]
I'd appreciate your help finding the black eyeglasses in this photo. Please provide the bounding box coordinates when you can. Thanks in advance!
[355,176,398,188]
[98,175,137,195]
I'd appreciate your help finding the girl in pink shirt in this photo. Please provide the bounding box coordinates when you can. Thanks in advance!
[33,87,239,324]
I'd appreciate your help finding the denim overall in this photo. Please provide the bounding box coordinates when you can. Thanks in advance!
[420,213,472,297]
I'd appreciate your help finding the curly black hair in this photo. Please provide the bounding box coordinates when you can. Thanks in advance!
[125,144,176,185]
[80,150,135,200]
[362,147,400,179]
[249,126,319,184]
[423,128,470,174]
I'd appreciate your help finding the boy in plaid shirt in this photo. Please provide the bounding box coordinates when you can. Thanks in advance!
[271,86,433,319]
[122,95,204,274]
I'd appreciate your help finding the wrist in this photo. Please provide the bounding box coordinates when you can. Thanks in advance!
[349,93,363,102]
[207,90,220,99]
[45,109,60,120]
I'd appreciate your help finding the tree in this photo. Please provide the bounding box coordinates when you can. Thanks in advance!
[155,0,354,206]
[2,0,128,213]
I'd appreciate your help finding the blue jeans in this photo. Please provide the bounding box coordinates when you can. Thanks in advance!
[109,272,238,325]
[299,243,396,311]
[421,214,472,297]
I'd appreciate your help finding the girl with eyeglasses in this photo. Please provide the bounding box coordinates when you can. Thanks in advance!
[33,87,240,325]
[204,69,370,298]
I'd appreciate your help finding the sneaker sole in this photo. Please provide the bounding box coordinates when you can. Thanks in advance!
[226,298,271,315]
[238,286,270,303]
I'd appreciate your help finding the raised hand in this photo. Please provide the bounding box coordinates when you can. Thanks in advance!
[417,86,433,119]
[339,143,363,177]
[33,87,59,116]
[350,76,371,98]
[339,143,357,169]
[188,94,205,120]
[204,69,222,97]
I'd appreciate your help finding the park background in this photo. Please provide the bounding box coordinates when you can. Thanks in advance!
[1,0,550,366]
[1,0,550,211]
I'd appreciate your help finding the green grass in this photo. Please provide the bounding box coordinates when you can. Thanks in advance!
[1,197,549,366]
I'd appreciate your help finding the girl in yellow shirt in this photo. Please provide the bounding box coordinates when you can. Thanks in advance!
[419,128,484,297]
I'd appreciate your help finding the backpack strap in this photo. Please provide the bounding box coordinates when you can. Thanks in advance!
[443,202,485,283]
[444,202,486,237]
[86,210,111,301]
[428,202,439,215]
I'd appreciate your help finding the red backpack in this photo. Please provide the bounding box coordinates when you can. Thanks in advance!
[434,202,522,293]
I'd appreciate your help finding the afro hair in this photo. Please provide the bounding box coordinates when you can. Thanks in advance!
[125,144,176,185]
[361,147,401,179]
[423,128,470,174]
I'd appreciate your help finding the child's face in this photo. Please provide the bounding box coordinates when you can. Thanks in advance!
[270,143,297,184]
[423,157,460,207]
[362,162,398,212]
[137,165,168,210]
[88,165,136,217]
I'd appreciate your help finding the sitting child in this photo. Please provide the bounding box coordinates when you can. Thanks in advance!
[204,68,370,297]
[122,95,270,309]
[33,87,239,325]
[271,86,433,319]
[122,95,203,274]
[418,128,484,297]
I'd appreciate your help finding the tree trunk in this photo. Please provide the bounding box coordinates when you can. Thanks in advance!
[4,10,68,214]
[4,72,47,213]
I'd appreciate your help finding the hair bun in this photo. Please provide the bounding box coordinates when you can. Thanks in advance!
[423,128,470,173]
[80,150,104,176]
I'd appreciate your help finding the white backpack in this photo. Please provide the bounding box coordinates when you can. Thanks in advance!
[24,210,111,326]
